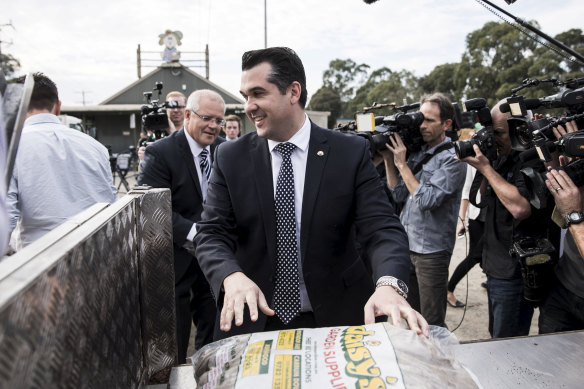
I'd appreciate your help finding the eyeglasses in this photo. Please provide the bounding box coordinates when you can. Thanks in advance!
[191,110,226,127]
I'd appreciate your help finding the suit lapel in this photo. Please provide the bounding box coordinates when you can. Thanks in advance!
[250,135,278,267]
[300,124,329,263]
[177,129,203,199]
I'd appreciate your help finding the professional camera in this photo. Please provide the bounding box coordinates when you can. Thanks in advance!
[453,98,497,162]
[510,237,556,306]
[519,130,584,208]
[335,102,425,156]
[140,81,177,144]
[502,77,584,151]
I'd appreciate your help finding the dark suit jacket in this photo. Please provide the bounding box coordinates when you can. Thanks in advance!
[138,129,224,282]
[195,122,410,339]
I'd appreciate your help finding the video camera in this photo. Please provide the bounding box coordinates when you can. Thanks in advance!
[497,78,584,208]
[334,102,425,157]
[139,81,177,146]
[453,98,498,162]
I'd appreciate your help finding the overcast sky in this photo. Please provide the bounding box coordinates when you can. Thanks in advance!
[2,0,582,106]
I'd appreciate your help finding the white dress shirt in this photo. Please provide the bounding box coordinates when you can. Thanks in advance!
[7,113,117,247]
[184,129,211,242]
[267,113,313,311]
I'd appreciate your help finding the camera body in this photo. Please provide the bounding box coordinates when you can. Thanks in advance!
[453,98,497,162]
[140,82,177,144]
[510,237,556,305]
[335,107,425,157]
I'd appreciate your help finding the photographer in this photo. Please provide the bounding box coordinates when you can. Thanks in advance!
[539,122,584,333]
[460,100,557,338]
[383,92,466,327]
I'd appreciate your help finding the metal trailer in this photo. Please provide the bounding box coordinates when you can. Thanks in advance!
[0,187,176,388]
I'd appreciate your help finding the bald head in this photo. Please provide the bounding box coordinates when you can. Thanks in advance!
[491,100,512,156]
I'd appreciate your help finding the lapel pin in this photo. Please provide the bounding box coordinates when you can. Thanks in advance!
[317,151,324,156]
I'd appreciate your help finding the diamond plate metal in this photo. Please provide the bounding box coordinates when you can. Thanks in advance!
[0,188,175,388]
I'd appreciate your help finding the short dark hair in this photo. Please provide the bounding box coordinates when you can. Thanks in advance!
[26,72,59,112]
[241,47,307,108]
[420,92,454,123]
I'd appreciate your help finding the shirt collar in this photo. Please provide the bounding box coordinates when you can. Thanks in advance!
[184,128,209,157]
[423,136,452,154]
[24,113,61,126]
[267,113,311,153]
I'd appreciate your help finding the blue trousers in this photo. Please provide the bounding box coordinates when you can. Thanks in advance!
[487,276,534,338]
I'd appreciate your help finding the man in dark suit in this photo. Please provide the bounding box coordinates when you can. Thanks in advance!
[195,47,428,340]
[138,89,225,363]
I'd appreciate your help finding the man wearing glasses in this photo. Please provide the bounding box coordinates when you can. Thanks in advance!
[138,89,226,362]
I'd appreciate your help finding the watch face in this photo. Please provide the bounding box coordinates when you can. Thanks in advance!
[569,211,584,222]
[397,279,408,293]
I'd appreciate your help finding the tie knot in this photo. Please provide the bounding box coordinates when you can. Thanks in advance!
[275,142,296,158]
[200,149,209,159]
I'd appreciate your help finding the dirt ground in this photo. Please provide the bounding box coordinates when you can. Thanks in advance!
[445,232,539,342]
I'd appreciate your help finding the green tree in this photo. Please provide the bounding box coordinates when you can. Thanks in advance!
[419,63,461,102]
[454,21,539,107]
[308,86,342,128]
[346,68,421,116]
[0,52,20,77]
[526,28,584,98]
[322,58,370,102]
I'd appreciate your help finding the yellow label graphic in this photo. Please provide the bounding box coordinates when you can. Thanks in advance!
[276,330,303,350]
[242,340,272,377]
[272,354,302,389]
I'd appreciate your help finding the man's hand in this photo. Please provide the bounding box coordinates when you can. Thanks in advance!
[385,134,408,169]
[545,169,582,216]
[364,286,429,337]
[460,144,491,173]
[552,120,578,140]
[138,146,146,162]
[220,272,274,332]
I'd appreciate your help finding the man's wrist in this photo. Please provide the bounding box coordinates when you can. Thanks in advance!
[376,276,408,299]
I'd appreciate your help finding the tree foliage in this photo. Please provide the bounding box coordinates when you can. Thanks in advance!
[308,86,342,128]
[312,21,584,121]
[322,58,370,102]
[0,53,21,77]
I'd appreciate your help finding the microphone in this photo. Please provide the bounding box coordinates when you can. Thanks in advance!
[499,98,542,114]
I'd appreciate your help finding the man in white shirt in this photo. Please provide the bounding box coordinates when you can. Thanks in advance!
[7,73,117,248]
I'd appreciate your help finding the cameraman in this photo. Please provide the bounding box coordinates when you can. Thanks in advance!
[138,90,187,162]
[383,92,466,327]
[460,100,557,338]
[539,122,584,333]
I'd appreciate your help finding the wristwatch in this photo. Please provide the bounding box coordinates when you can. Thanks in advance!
[565,210,584,227]
[376,276,408,299]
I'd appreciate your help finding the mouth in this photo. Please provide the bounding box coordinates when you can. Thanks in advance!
[249,112,265,126]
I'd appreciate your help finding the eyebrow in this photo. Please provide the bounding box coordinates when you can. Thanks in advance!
[240,86,266,96]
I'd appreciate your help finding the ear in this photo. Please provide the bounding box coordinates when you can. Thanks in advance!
[53,100,62,116]
[442,118,452,131]
[288,81,302,105]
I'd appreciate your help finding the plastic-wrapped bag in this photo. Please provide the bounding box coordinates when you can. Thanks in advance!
[192,322,479,388]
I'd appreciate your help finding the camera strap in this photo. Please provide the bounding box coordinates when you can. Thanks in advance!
[411,143,454,176]
[469,170,489,208]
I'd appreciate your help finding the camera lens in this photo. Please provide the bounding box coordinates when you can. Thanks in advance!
[454,139,476,159]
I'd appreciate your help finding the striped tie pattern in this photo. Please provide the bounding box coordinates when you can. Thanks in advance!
[199,148,211,182]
